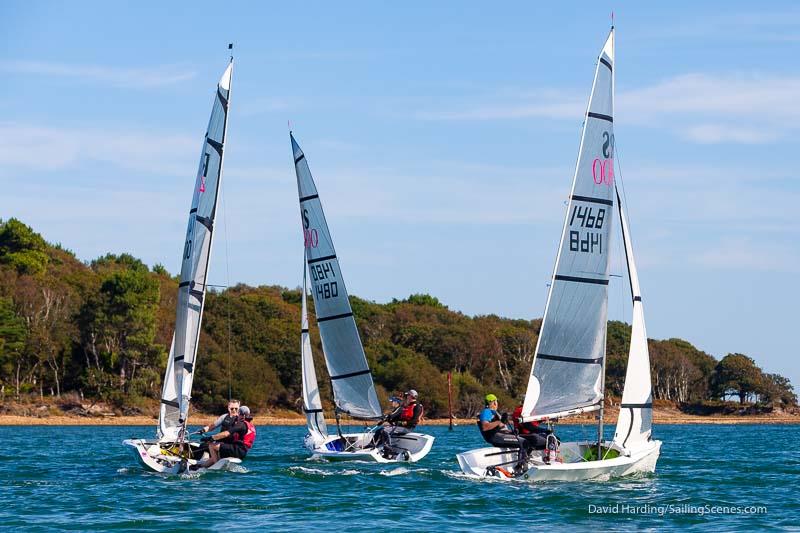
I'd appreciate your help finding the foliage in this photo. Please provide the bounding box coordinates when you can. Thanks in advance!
[0,219,795,418]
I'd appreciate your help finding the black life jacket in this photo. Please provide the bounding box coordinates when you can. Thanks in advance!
[478,409,501,443]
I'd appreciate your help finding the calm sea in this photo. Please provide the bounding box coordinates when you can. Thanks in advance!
[0,424,797,530]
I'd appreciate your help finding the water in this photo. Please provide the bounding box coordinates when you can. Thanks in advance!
[0,424,797,530]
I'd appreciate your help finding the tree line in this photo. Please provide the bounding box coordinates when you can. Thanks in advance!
[0,218,796,417]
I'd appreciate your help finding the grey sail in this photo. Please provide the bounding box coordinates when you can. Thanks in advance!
[159,62,233,440]
[522,31,615,421]
[291,133,382,420]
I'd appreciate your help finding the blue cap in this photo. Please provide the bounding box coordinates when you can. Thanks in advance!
[389,396,402,403]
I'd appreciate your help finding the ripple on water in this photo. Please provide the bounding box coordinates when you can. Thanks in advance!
[0,424,795,529]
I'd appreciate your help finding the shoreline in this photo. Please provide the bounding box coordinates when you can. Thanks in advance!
[1,412,799,426]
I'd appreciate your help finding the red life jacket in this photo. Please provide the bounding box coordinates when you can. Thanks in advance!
[243,420,256,449]
[400,403,415,421]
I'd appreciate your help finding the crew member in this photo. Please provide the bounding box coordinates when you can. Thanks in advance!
[193,405,253,470]
[479,394,528,466]
[512,403,549,450]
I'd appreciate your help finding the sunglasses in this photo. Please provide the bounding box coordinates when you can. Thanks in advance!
[228,407,239,412]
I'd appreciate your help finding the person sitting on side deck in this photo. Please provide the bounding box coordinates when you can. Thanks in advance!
[512,403,549,450]
[193,405,253,470]
[201,399,240,434]
[478,394,528,465]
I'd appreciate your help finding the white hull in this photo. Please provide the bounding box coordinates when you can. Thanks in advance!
[456,439,661,481]
[306,431,435,463]
[123,439,241,474]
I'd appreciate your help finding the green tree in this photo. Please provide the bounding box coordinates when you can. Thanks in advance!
[0,219,50,275]
[0,296,27,398]
[714,353,762,404]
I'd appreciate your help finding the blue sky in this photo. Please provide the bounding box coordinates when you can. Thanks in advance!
[1,1,798,389]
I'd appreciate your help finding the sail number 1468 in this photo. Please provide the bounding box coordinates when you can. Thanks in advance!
[569,205,605,254]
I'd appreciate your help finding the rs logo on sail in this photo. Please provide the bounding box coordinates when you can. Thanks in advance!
[302,208,319,248]
[592,131,614,186]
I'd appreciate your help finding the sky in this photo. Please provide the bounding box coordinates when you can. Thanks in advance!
[1,1,798,389]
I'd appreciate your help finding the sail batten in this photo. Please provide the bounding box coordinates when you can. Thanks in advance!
[522,30,615,421]
[158,62,233,441]
[292,133,383,420]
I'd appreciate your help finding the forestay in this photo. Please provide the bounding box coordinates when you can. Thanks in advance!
[291,133,382,420]
[612,187,653,451]
[301,252,328,443]
[159,62,233,441]
[522,31,615,421]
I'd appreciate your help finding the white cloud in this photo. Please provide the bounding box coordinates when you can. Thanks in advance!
[695,237,800,273]
[0,60,196,89]
[0,122,195,176]
[415,73,800,144]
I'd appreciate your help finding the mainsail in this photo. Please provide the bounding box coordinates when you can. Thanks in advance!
[522,30,615,421]
[612,187,653,450]
[158,61,233,440]
[291,133,382,420]
[302,252,329,443]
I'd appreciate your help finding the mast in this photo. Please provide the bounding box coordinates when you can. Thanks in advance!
[597,24,615,457]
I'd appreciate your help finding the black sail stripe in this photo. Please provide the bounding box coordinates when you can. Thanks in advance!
[621,402,653,408]
[330,369,372,381]
[183,363,194,373]
[316,312,353,323]
[207,137,223,156]
[633,296,642,302]
[537,353,603,364]
[599,57,613,72]
[554,275,609,285]
[195,214,213,232]
[294,153,305,164]
[307,254,336,265]
[189,289,205,302]
[161,399,179,408]
[178,281,191,288]
[571,194,613,206]
[217,88,228,109]
[189,208,198,214]
[301,328,309,333]
[588,112,613,123]
[174,356,184,362]
[299,193,319,203]
[303,408,323,413]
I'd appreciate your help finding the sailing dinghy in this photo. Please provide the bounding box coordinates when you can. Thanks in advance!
[293,133,434,462]
[456,27,662,481]
[123,59,237,474]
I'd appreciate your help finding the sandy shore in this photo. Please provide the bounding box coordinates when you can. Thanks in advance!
[1,411,798,426]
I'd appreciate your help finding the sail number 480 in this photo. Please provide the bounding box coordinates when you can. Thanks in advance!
[310,261,338,300]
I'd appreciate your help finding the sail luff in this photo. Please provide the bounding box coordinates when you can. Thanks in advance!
[291,133,382,420]
[158,61,233,441]
[522,30,615,422]
[612,186,653,451]
[301,251,328,442]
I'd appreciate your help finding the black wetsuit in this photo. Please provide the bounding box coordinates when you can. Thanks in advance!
[219,418,248,460]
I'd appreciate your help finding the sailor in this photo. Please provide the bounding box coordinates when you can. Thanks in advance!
[395,390,423,430]
[377,390,423,458]
[193,405,251,470]
[512,403,549,450]
[201,399,240,434]
[372,395,403,447]
[478,394,528,466]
